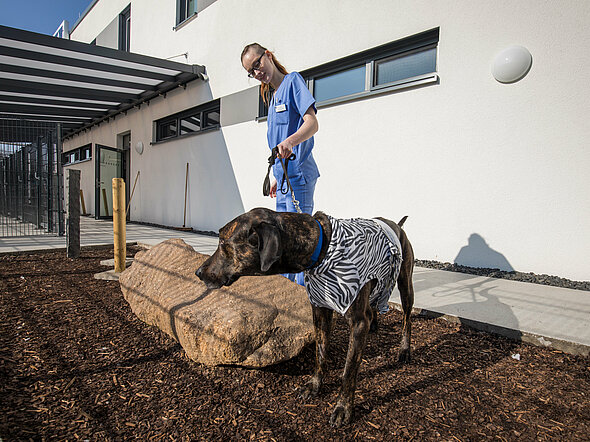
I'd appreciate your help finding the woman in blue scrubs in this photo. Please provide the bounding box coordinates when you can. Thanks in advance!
[241,43,320,285]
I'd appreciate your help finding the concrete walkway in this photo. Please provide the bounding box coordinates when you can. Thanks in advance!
[1,216,588,356]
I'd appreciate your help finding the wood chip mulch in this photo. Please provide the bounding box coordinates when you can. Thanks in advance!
[1,246,589,441]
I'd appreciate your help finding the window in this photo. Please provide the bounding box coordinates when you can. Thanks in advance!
[313,65,366,103]
[180,115,200,135]
[80,145,91,161]
[175,0,218,27]
[63,144,92,165]
[257,28,439,117]
[204,109,220,128]
[155,99,220,143]
[158,120,178,140]
[176,0,198,25]
[374,46,437,88]
[305,28,438,106]
[119,5,131,52]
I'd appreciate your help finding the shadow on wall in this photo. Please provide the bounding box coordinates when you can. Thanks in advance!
[454,233,514,271]
[133,79,245,231]
[184,128,245,230]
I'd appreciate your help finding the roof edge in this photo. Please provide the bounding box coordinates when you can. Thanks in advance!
[69,0,100,35]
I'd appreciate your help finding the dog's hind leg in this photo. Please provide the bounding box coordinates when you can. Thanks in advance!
[369,307,379,333]
[330,280,375,427]
[298,306,333,400]
[397,257,415,363]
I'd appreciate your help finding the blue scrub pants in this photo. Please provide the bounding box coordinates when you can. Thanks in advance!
[275,176,316,286]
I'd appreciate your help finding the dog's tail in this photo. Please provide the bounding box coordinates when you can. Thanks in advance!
[398,216,408,228]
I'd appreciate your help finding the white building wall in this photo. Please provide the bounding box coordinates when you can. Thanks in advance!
[67,0,590,281]
[63,81,246,231]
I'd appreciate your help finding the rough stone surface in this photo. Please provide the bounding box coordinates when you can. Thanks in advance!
[66,169,80,259]
[119,238,314,367]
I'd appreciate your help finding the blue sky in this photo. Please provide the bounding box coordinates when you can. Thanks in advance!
[0,0,94,35]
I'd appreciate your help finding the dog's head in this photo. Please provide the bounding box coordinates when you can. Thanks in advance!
[195,208,285,289]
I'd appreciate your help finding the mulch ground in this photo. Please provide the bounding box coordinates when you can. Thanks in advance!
[1,246,589,441]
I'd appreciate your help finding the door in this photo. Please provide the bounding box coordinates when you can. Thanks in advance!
[95,144,125,219]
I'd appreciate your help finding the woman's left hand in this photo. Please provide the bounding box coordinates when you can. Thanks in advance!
[277,138,294,159]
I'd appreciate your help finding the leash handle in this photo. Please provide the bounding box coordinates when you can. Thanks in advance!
[262,147,302,213]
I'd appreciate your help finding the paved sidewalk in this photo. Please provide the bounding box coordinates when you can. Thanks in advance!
[1,217,588,356]
[0,216,219,255]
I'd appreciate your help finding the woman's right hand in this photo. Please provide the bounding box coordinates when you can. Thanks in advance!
[270,177,277,198]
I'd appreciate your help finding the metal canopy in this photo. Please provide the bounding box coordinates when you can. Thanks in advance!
[0,25,206,140]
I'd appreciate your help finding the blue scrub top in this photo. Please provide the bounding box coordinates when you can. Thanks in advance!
[267,72,320,184]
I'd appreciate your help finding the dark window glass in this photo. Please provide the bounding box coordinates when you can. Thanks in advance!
[119,6,131,52]
[314,65,366,103]
[155,99,220,142]
[159,120,177,140]
[180,114,201,135]
[177,0,198,24]
[204,110,220,128]
[375,47,436,86]
[188,0,197,15]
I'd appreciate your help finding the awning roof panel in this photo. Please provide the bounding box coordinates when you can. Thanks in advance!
[0,25,205,140]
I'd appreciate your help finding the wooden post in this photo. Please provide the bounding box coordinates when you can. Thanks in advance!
[102,188,109,216]
[126,170,140,217]
[183,163,189,227]
[112,178,126,273]
[79,189,87,215]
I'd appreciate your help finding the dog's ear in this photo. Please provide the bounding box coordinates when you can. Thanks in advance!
[254,222,282,272]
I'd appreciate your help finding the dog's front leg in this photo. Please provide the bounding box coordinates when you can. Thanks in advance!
[299,306,333,399]
[330,281,374,427]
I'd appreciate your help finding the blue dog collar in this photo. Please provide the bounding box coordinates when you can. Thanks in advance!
[307,219,323,269]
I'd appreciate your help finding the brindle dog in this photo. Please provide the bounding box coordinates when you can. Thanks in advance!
[195,207,415,427]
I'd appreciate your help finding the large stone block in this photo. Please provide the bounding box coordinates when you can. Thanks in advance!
[119,239,314,367]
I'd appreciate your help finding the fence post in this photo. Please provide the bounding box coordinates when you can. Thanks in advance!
[36,136,42,229]
[56,123,65,236]
[47,131,53,233]
[112,178,126,273]
[66,169,81,258]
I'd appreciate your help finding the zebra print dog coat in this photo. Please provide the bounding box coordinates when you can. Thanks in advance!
[304,216,403,316]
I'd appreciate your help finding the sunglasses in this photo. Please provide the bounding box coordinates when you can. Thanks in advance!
[247,53,265,78]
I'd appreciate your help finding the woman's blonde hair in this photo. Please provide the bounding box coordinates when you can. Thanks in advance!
[241,43,288,105]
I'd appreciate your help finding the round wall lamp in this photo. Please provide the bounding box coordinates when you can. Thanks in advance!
[135,141,144,155]
[492,45,532,83]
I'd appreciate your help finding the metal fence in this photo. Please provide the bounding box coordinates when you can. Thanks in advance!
[0,120,64,237]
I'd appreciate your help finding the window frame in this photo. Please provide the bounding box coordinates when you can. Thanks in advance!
[175,0,202,28]
[258,28,439,118]
[304,29,439,108]
[154,99,221,144]
[63,143,92,166]
[371,44,438,92]
[118,5,131,52]
[157,117,179,141]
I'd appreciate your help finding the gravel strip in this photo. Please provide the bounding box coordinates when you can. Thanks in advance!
[416,260,590,292]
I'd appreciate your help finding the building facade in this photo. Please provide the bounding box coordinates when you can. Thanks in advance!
[61,0,590,281]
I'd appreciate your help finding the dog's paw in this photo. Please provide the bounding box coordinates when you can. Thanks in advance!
[297,379,320,400]
[329,403,352,427]
[398,348,412,363]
